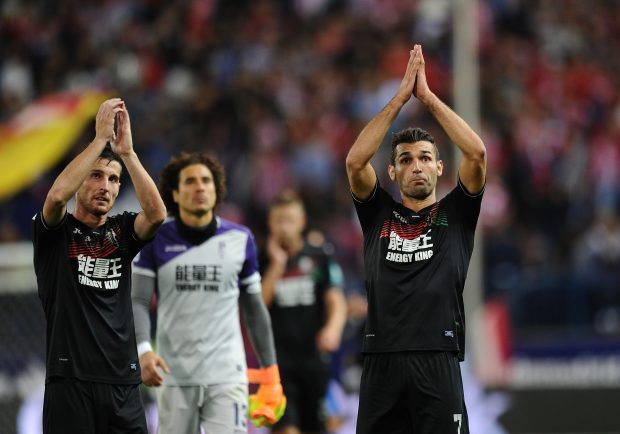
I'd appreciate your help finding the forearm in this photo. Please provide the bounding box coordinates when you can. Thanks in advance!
[346,97,406,198]
[240,292,278,367]
[131,273,155,354]
[121,152,167,224]
[347,97,406,170]
[423,92,485,161]
[260,262,285,307]
[324,289,347,334]
[45,137,108,210]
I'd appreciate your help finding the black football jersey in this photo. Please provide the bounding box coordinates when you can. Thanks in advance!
[264,241,344,362]
[32,212,146,383]
[353,180,483,360]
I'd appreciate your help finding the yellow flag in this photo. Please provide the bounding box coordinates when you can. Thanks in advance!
[0,90,109,201]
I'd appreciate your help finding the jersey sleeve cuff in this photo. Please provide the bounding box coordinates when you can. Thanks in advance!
[351,181,379,203]
[137,341,153,357]
[457,177,485,197]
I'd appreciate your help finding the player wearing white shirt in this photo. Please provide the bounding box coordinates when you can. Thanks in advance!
[132,152,285,434]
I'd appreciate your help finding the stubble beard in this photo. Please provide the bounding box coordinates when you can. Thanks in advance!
[400,177,433,201]
[403,187,432,201]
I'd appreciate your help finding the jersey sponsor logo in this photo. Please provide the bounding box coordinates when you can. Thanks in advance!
[445,330,454,338]
[275,275,316,306]
[392,210,409,223]
[175,264,222,292]
[385,229,434,263]
[130,363,137,371]
[77,254,121,290]
[165,244,187,253]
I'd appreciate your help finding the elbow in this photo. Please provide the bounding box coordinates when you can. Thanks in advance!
[45,188,68,209]
[148,204,167,228]
[345,152,365,175]
[469,143,487,167]
[155,204,168,225]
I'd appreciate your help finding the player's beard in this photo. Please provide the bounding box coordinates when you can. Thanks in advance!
[402,184,433,200]
[399,175,434,201]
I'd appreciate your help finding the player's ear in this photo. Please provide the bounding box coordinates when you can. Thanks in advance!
[437,160,443,176]
[388,164,396,181]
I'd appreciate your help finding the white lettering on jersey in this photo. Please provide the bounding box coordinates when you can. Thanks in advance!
[275,275,316,306]
[385,229,434,263]
[77,254,122,290]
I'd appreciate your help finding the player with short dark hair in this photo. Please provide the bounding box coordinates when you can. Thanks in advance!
[131,151,286,434]
[261,189,348,434]
[32,98,167,434]
[345,44,487,434]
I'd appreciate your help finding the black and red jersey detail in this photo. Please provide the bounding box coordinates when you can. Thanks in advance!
[67,223,121,258]
[378,202,447,240]
[32,212,146,384]
[353,181,483,360]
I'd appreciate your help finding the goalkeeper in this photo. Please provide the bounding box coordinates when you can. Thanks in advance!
[131,151,285,434]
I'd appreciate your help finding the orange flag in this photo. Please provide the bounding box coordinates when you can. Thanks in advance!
[0,90,109,201]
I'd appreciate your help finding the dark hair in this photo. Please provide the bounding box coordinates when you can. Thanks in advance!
[159,152,227,216]
[98,144,123,174]
[390,127,440,164]
[269,189,305,212]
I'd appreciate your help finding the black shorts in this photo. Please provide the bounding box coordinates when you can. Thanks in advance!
[356,351,469,434]
[43,377,147,434]
[273,358,330,433]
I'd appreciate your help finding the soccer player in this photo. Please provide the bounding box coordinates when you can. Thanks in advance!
[131,151,285,434]
[345,44,487,434]
[261,190,347,434]
[32,98,167,434]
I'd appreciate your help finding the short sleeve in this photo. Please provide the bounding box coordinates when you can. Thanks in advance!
[239,230,261,294]
[352,182,393,233]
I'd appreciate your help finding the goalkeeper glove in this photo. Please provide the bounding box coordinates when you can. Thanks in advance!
[247,364,287,428]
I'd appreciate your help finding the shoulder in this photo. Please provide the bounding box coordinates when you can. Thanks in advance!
[440,180,485,205]
[107,211,139,229]
[216,217,255,238]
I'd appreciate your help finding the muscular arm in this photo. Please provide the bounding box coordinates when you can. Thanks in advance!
[43,99,123,226]
[346,49,419,200]
[113,107,166,240]
[239,291,278,367]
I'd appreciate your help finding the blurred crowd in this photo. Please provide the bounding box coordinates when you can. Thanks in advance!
[2,0,620,352]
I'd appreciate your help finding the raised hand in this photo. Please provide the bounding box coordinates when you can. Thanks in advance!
[111,102,134,156]
[412,45,432,104]
[394,45,421,105]
[95,98,124,144]
[266,236,288,268]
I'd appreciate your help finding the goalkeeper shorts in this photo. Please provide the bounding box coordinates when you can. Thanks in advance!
[156,382,248,434]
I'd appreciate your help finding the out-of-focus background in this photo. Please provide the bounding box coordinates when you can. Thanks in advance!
[2,0,620,433]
